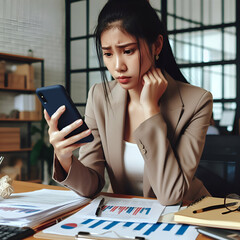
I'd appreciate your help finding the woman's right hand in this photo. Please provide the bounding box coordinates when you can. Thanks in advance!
[44,105,92,173]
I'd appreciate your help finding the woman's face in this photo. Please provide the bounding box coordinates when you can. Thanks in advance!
[101,27,154,90]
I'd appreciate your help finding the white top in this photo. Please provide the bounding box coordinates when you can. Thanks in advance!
[123,141,144,196]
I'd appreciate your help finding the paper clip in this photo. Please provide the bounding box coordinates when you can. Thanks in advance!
[75,231,145,240]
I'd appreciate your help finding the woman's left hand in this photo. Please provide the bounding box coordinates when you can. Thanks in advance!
[140,67,168,119]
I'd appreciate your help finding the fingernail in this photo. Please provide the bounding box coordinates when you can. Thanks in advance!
[76,119,82,124]
[86,129,91,134]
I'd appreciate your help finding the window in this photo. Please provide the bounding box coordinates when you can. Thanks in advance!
[167,0,239,133]
[66,0,240,133]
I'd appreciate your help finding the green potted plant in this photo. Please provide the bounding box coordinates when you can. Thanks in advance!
[30,118,54,184]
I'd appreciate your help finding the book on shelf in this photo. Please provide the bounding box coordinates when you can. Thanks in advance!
[0,127,20,150]
[14,94,42,120]
[174,196,240,230]
[15,64,35,89]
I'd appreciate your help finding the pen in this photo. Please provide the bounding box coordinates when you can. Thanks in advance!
[95,197,105,216]
[193,201,238,214]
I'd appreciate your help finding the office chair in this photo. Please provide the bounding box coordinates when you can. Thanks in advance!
[195,135,240,197]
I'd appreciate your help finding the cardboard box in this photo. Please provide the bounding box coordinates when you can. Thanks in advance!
[17,95,42,120]
[30,95,42,120]
[0,61,6,74]
[6,73,26,89]
[0,127,20,150]
[19,111,30,120]
[15,64,35,89]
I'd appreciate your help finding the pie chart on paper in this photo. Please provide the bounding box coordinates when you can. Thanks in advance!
[61,223,78,229]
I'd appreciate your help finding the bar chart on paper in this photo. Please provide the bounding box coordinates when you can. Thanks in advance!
[78,195,165,223]
[0,205,41,216]
[43,216,199,240]
[102,204,151,215]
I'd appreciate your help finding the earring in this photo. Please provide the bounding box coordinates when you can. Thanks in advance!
[155,54,159,61]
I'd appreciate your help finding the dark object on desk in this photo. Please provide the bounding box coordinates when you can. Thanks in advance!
[0,225,35,240]
[197,226,240,240]
[95,197,105,216]
[193,202,237,214]
[196,135,240,197]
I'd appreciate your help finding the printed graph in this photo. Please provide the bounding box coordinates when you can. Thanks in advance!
[102,205,151,216]
[57,218,198,239]
[0,206,40,214]
[77,196,165,223]
[79,219,190,236]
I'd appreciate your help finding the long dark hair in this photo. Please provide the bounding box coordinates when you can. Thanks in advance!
[94,0,188,99]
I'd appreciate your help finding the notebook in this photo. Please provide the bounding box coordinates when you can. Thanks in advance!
[174,196,240,230]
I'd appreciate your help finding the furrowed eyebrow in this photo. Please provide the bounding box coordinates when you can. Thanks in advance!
[101,42,137,50]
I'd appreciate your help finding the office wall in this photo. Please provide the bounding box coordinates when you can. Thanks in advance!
[0,0,65,114]
[0,0,65,85]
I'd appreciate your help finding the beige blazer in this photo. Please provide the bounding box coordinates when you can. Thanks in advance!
[53,72,213,205]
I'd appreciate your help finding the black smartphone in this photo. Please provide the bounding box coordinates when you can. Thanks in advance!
[36,84,94,143]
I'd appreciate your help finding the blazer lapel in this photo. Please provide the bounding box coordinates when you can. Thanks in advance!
[160,72,184,143]
[106,83,128,193]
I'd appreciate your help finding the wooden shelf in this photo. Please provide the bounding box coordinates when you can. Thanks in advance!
[0,87,36,93]
[0,148,32,153]
[0,52,43,63]
[0,52,44,182]
[0,118,41,122]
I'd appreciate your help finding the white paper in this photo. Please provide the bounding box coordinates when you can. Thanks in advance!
[0,189,90,227]
[43,212,199,240]
[77,195,165,224]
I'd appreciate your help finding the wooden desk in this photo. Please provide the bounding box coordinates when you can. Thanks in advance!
[12,180,67,193]
[11,181,211,240]
[12,181,73,240]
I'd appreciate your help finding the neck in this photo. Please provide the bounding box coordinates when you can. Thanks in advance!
[127,84,142,104]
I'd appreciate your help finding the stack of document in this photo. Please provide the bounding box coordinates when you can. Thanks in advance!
[0,189,90,228]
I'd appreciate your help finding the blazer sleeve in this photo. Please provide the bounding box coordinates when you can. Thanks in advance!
[52,84,106,198]
[133,90,213,205]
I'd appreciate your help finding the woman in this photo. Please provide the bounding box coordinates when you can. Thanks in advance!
[45,0,213,205]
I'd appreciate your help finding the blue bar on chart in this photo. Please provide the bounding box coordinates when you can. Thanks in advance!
[81,219,94,225]
[103,221,120,230]
[126,207,134,213]
[140,208,151,215]
[134,223,148,231]
[163,223,175,231]
[143,223,161,236]
[176,224,189,235]
[89,220,106,228]
[145,208,151,214]
[123,222,134,227]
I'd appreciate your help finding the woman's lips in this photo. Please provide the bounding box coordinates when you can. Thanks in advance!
[117,76,131,84]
